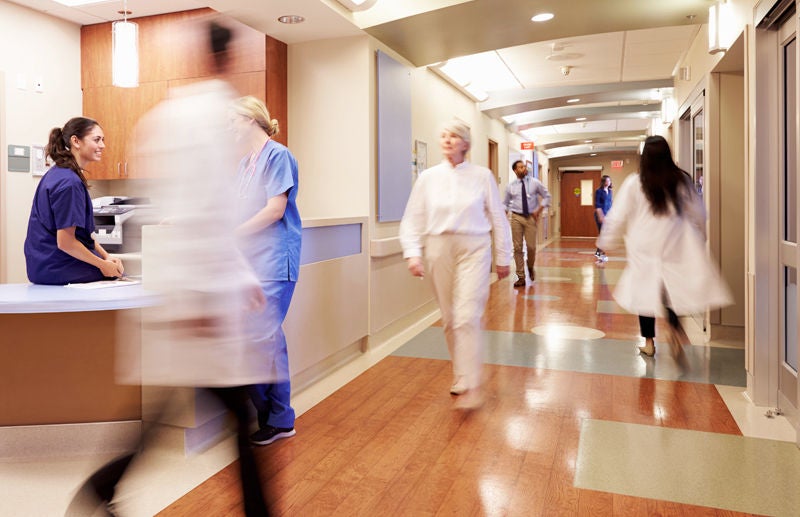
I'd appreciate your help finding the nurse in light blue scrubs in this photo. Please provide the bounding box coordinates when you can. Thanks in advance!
[231,96,301,446]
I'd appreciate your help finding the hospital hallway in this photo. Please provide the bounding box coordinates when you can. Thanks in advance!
[154,237,797,516]
[4,238,798,517]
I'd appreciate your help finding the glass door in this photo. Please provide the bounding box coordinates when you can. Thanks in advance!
[778,19,798,426]
[693,109,704,195]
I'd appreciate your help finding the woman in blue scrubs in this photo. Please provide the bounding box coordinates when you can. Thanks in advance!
[24,117,123,285]
[231,96,301,446]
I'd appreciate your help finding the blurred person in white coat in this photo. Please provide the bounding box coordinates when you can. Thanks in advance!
[597,135,731,363]
[399,120,512,409]
[67,20,276,517]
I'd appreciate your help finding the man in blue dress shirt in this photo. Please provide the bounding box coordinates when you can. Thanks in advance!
[504,160,551,287]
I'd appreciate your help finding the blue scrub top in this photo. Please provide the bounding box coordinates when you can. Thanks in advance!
[24,166,104,285]
[594,187,612,215]
[235,139,301,282]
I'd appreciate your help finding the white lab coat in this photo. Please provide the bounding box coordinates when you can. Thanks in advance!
[116,80,285,387]
[596,173,731,317]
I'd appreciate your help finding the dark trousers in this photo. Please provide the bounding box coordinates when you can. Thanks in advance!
[87,386,271,517]
[638,308,680,339]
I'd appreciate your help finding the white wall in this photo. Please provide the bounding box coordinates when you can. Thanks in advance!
[0,1,82,283]
[287,35,371,220]
[288,33,520,338]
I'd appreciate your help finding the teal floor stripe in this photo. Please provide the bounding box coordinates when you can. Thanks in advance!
[392,327,746,386]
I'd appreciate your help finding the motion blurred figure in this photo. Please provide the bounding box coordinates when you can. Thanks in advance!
[400,120,512,409]
[596,135,731,363]
[67,19,276,517]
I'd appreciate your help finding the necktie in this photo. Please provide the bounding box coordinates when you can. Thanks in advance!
[521,179,529,216]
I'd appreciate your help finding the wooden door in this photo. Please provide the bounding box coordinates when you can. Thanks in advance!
[560,170,601,237]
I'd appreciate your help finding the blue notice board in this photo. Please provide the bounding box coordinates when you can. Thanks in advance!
[376,50,412,222]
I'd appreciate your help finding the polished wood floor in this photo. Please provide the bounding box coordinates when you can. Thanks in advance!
[159,239,754,516]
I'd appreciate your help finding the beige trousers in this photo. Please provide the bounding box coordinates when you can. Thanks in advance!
[424,234,491,390]
[509,212,538,279]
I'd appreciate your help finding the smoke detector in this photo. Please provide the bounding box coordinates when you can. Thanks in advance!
[560,65,572,76]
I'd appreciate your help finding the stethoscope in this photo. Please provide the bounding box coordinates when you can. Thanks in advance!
[236,139,270,198]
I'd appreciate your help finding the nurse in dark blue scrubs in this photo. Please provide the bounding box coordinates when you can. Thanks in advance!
[24,117,124,285]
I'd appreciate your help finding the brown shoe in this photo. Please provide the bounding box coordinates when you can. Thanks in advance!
[513,277,525,287]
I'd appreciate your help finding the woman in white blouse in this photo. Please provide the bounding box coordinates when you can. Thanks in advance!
[399,120,512,409]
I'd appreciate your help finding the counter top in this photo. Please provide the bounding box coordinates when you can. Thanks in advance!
[0,283,158,314]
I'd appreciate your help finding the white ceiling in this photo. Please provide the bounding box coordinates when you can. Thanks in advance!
[7,0,714,160]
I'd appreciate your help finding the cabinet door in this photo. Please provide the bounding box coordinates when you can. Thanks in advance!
[83,82,167,180]
[81,22,112,89]
[122,81,168,178]
[83,86,125,179]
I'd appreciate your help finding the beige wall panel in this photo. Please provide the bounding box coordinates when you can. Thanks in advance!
[285,249,369,377]
[370,252,435,334]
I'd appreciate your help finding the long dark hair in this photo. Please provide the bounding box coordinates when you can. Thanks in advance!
[639,135,691,216]
[46,117,99,188]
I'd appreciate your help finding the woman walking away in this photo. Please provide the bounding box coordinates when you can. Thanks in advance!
[596,135,731,364]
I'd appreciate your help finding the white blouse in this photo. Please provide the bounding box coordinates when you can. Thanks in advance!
[399,160,512,266]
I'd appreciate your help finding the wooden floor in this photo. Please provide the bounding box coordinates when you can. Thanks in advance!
[158,239,755,516]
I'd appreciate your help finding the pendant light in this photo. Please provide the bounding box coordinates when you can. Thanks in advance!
[112,0,139,88]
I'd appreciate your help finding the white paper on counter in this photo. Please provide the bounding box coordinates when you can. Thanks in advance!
[65,277,141,289]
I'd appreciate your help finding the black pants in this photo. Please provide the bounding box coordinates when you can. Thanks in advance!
[638,308,680,339]
[87,386,271,517]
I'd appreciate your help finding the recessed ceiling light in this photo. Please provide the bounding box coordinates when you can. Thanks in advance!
[278,15,305,24]
[576,117,587,121]
[590,153,598,156]
[531,13,555,22]
[584,140,593,143]
[567,98,580,103]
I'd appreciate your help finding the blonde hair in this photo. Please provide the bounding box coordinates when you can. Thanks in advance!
[232,96,279,137]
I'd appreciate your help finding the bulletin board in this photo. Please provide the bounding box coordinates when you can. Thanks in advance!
[376,50,412,222]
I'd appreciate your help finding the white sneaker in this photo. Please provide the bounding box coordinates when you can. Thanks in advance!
[453,388,485,410]
[601,254,609,262]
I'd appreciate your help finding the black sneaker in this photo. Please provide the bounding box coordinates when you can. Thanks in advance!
[250,425,296,445]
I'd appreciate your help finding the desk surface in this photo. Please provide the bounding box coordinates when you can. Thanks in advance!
[0,283,157,314]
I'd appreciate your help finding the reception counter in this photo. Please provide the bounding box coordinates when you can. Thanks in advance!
[0,283,155,427]
[1,215,378,455]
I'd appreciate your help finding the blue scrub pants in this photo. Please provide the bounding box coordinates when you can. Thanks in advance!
[247,280,297,429]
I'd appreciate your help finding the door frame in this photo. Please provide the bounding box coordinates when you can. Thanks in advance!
[753,11,800,440]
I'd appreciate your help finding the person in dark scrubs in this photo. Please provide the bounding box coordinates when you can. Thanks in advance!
[24,117,124,285]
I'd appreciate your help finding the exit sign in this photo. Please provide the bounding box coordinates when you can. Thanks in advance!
[521,142,535,150]
[611,160,623,168]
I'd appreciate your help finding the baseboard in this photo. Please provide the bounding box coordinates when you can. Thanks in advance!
[0,420,141,459]
[290,301,440,418]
